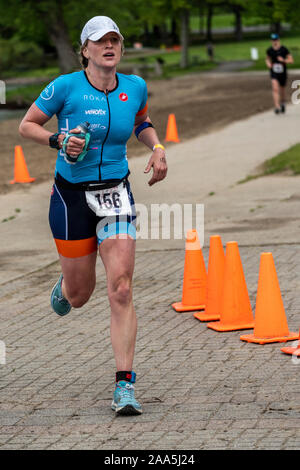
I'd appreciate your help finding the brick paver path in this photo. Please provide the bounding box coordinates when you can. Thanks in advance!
[0,244,299,449]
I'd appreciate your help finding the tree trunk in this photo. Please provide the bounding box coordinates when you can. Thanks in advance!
[142,21,151,45]
[160,22,169,45]
[199,5,204,35]
[272,21,281,35]
[171,18,179,44]
[180,9,189,69]
[153,24,163,46]
[36,2,79,73]
[206,5,213,42]
[46,15,80,73]
[233,6,243,41]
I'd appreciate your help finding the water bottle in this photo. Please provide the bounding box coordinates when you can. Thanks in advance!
[63,121,91,164]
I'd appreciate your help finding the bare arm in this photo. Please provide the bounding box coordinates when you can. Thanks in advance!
[133,112,168,186]
[278,53,294,64]
[19,103,61,146]
[19,103,85,156]
[285,53,294,64]
[265,55,272,69]
[134,113,160,150]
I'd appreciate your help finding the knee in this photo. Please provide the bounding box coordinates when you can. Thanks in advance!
[70,295,90,309]
[65,285,95,309]
[108,276,132,306]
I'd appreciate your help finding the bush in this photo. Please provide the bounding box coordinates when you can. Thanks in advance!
[0,38,44,73]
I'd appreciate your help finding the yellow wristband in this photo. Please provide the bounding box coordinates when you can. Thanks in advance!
[152,144,165,152]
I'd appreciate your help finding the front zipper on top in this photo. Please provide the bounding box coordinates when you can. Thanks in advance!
[98,89,111,181]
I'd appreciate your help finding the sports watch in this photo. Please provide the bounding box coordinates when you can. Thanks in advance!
[49,133,61,150]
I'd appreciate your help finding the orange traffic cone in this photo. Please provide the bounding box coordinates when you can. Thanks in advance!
[207,241,254,332]
[281,329,300,356]
[194,235,225,322]
[165,114,180,143]
[240,253,299,344]
[10,146,35,184]
[172,229,207,312]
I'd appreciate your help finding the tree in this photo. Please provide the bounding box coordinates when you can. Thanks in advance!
[246,0,300,33]
[206,2,214,42]
[0,0,146,73]
[205,0,248,41]
[0,0,79,73]
[230,1,244,41]
[180,8,190,67]
[145,0,195,68]
[41,1,79,73]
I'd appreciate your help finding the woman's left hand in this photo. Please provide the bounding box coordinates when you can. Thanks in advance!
[144,148,168,186]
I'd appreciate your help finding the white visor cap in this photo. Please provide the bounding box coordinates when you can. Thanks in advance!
[81,16,124,44]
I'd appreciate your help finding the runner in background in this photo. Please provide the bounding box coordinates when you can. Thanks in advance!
[19,16,167,416]
[266,33,294,114]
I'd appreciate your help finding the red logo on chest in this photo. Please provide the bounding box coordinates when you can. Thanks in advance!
[119,93,128,102]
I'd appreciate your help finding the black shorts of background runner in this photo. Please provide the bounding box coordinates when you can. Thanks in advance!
[270,71,287,87]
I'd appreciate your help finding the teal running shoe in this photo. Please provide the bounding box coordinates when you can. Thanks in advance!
[111,381,143,415]
[50,274,72,316]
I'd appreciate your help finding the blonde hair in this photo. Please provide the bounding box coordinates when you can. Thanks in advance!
[79,37,124,69]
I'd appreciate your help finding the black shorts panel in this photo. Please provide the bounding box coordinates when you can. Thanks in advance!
[48,178,136,258]
[270,72,287,87]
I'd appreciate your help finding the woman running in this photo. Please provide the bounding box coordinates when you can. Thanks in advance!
[19,16,168,416]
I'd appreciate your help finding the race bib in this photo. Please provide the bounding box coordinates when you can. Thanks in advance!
[272,63,284,74]
[85,182,132,217]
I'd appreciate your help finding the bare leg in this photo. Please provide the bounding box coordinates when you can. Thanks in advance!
[279,85,286,107]
[59,251,97,308]
[271,78,280,110]
[99,236,136,371]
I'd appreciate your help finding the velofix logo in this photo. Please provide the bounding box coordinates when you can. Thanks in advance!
[85,109,106,115]
[0,340,6,365]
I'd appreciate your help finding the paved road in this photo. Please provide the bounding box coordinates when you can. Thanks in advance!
[0,103,300,450]
[0,245,299,450]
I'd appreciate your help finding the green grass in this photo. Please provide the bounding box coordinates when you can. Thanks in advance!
[238,143,300,184]
[190,13,235,30]
[6,82,49,107]
[1,215,16,223]
[124,46,217,78]
[2,66,59,80]
[211,35,300,67]
[4,67,60,107]
[190,14,268,31]
[124,33,300,74]
[263,144,300,175]
[124,48,209,66]
[160,61,216,78]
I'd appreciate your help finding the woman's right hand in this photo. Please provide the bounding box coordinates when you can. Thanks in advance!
[65,128,86,157]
